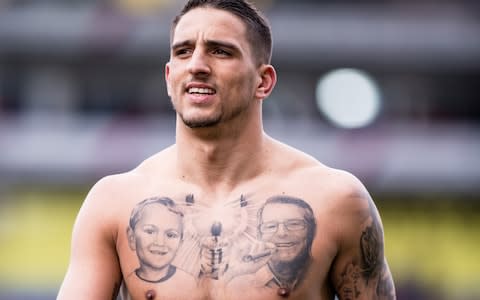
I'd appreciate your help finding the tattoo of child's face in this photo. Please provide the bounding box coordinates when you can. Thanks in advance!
[127,197,184,283]
[125,194,316,293]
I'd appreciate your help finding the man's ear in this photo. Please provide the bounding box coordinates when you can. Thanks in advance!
[165,63,172,97]
[127,227,136,250]
[255,64,277,100]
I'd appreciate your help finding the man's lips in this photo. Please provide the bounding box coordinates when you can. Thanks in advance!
[185,83,216,95]
[185,89,216,104]
[275,242,297,248]
[187,87,215,95]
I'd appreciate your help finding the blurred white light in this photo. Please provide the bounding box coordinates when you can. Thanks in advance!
[316,68,381,129]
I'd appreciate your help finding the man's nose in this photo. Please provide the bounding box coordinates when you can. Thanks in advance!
[187,50,210,76]
[276,223,289,237]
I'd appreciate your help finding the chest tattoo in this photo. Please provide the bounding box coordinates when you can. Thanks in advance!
[125,194,317,295]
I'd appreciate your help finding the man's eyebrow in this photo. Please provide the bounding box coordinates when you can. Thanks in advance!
[171,40,193,51]
[205,40,239,51]
[171,39,241,52]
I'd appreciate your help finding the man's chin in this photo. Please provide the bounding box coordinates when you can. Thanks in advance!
[272,253,297,263]
[182,117,221,128]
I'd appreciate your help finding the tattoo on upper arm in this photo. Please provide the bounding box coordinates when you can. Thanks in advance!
[336,201,395,299]
[360,215,382,283]
[125,194,317,293]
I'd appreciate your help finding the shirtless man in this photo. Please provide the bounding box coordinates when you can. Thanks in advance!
[57,0,396,299]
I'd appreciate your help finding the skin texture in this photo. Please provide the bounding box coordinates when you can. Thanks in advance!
[57,4,395,300]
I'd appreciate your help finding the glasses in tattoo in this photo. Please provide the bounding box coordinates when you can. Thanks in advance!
[259,219,306,234]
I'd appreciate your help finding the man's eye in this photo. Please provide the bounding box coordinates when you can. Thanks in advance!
[212,48,230,56]
[285,219,306,230]
[175,48,191,56]
[287,220,303,226]
[260,222,278,233]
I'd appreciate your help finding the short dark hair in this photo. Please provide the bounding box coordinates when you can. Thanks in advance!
[171,0,273,65]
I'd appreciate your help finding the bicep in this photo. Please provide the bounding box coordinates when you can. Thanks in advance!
[57,183,122,300]
[330,188,396,300]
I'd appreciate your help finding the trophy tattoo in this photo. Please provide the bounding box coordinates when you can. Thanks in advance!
[200,221,228,279]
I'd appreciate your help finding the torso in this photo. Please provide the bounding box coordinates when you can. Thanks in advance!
[109,145,345,300]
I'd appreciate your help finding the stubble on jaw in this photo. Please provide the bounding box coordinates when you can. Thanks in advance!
[180,110,223,128]
[174,95,254,129]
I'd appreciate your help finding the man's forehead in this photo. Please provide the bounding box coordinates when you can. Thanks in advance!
[172,7,248,44]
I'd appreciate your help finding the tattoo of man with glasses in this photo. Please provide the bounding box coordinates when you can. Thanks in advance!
[256,195,317,292]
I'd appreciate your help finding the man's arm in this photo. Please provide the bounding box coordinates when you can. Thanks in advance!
[330,173,396,300]
[57,177,122,300]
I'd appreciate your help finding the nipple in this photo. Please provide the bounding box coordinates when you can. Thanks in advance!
[277,287,290,298]
[145,289,156,300]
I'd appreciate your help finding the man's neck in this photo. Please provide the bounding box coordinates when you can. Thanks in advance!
[174,116,269,192]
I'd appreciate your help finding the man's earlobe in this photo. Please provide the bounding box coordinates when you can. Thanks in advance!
[256,65,277,100]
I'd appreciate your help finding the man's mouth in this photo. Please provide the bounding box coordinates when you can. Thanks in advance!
[275,242,297,248]
[187,87,215,95]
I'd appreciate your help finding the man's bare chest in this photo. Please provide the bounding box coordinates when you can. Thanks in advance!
[116,189,335,300]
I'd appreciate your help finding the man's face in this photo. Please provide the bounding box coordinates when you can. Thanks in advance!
[133,204,182,270]
[165,7,261,128]
[259,203,309,263]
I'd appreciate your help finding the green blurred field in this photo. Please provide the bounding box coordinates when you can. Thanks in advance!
[0,189,84,290]
[0,189,479,298]
[378,198,480,299]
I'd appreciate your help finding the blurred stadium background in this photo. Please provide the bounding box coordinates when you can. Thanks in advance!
[0,0,479,299]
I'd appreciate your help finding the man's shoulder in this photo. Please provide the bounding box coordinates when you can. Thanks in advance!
[269,138,364,191]
[308,165,366,195]
[85,146,176,201]
[306,166,373,229]
[281,149,358,188]
[97,146,175,184]
[280,151,370,211]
